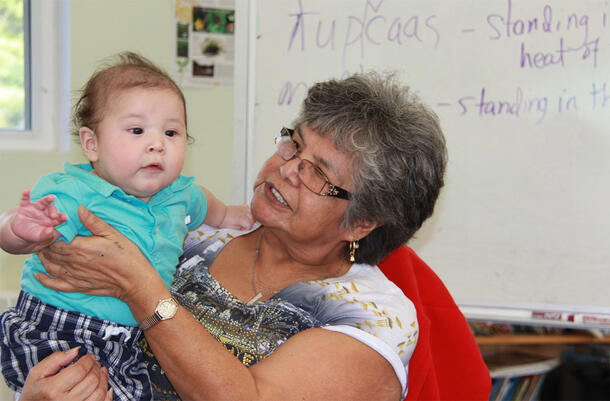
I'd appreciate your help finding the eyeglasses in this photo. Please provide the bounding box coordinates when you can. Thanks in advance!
[274,127,351,200]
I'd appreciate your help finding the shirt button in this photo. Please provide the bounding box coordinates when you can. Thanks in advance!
[155,226,160,232]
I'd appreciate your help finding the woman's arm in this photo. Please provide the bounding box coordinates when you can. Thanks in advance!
[145,319,402,401]
[37,207,401,401]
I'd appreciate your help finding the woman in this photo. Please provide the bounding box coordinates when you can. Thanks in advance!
[21,72,447,400]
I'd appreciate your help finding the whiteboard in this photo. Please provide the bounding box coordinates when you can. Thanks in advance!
[235,0,610,322]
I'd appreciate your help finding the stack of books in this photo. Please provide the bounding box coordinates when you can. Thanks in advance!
[485,349,560,401]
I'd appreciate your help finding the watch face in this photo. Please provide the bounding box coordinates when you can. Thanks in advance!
[158,299,177,319]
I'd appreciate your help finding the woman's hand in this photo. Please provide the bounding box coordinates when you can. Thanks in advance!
[36,205,157,304]
[20,348,112,401]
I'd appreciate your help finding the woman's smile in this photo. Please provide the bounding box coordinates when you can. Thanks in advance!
[265,182,290,208]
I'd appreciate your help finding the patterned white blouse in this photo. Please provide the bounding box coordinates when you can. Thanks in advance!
[173,225,418,399]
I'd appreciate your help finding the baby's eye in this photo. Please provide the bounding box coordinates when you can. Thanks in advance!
[165,130,178,137]
[129,128,143,135]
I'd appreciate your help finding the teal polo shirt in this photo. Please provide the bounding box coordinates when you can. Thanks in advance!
[20,162,207,326]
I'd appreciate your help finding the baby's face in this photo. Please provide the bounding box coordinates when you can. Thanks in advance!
[84,87,187,202]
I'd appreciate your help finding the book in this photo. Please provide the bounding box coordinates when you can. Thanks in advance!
[494,377,517,401]
[511,376,531,400]
[521,374,542,401]
[502,377,520,400]
[527,374,547,401]
[489,377,506,400]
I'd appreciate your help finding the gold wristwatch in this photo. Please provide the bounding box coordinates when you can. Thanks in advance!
[138,297,178,330]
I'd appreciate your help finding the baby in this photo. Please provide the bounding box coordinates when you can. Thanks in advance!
[0,52,253,400]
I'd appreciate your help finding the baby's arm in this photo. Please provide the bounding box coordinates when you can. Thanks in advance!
[199,186,254,230]
[0,189,68,254]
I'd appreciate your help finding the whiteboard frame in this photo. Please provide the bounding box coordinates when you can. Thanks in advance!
[232,0,256,204]
[460,302,610,329]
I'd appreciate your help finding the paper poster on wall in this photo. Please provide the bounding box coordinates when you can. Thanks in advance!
[174,0,235,87]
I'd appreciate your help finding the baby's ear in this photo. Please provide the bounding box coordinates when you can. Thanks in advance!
[79,127,99,162]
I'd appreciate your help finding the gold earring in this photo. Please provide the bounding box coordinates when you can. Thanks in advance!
[349,240,359,262]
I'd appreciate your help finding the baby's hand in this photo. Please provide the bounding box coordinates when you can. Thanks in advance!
[11,189,68,247]
[219,204,254,231]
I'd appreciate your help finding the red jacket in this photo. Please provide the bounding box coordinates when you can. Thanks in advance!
[378,246,491,401]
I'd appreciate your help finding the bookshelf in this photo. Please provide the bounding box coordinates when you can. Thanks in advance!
[477,333,610,345]
[471,323,610,401]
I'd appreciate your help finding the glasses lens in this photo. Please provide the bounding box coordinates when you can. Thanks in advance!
[299,159,329,195]
[276,136,296,160]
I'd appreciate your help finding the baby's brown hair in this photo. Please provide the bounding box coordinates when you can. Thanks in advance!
[73,52,189,140]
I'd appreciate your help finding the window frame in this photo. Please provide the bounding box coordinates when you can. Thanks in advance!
[0,0,70,151]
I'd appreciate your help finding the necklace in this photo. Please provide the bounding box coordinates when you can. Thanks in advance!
[246,229,350,306]
[246,229,276,306]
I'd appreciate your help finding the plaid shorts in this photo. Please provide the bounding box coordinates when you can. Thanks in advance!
[0,291,152,401]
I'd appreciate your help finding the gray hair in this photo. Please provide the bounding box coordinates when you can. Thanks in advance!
[293,72,447,265]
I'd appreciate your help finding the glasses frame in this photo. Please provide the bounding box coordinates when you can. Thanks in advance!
[275,127,351,200]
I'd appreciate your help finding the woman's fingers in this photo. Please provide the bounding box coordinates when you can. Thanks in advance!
[97,368,113,401]
[53,354,111,401]
[35,272,81,293]
[79,367,113,401]
[37,250,127,297]
[31,347,80,378]
[34,265,111,296]
[36,249,102,294]
[45,240,70,254]
[19,349,104,401]
[39,239,105,273]
[54,354,98,389]
[65,357,106,400]
[36,250,70,278]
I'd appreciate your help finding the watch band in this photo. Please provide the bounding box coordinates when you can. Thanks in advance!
[138,312,162,331]
[138,297,178,331]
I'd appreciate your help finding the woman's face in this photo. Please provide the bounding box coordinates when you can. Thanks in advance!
[251,125,354,247]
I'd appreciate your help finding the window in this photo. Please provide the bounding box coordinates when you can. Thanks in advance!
[0,0,70,150]
[0,0,27,130]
